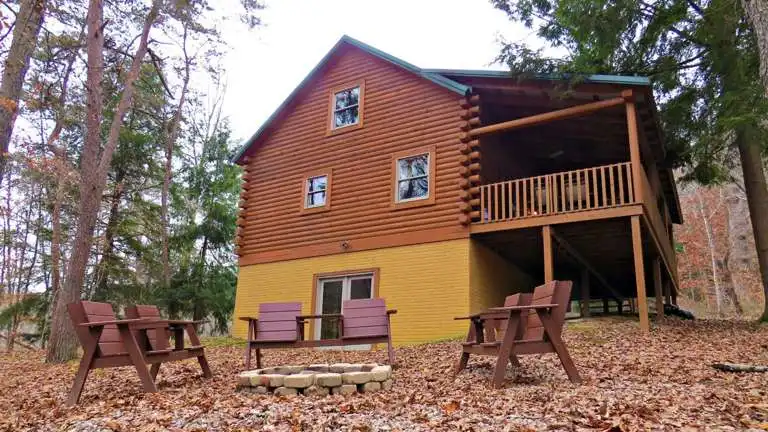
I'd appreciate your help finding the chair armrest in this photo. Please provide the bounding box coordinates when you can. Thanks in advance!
[238,316,258,322]
[166,319,206,326]
[126,320,172,330]
[79,318,147,327]
[298,314,343,320]
[487,304,559,312]
[454,315,480,321]
[386,309,397,315]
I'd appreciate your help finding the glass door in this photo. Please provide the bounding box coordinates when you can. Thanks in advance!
[315,273,374,343]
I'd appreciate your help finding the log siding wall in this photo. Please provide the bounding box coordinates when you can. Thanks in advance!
[238,46,468,261]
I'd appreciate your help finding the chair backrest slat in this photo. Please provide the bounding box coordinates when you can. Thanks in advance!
[125,305,163,350]
[493,293,532,341]
[256,302,301,342]
[69,301,127,357]
[522,280,572,341]
[342,298,388,338]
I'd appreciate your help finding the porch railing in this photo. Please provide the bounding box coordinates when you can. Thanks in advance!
[478,162,635,223]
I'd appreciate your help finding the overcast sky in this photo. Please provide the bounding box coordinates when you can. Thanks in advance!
[221,0,534,143]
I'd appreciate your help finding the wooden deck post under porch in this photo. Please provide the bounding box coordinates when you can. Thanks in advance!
[459,87,680,333]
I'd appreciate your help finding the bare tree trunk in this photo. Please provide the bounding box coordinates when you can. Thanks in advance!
[0,0,45,189]
[734,130,768,322]
[46,0,162,363]
[696,190,723,314]
[161,26,192,288]
[742,0,768,93]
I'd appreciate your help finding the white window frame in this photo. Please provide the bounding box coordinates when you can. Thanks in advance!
[305,174,328,208]
[331,86,361,130]
[395,152,431,203]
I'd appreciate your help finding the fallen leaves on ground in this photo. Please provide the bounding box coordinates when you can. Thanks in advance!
[1,317,768,431]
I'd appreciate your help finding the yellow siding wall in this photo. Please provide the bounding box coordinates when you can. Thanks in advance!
[468,239,536,314]
[233,239,470,345]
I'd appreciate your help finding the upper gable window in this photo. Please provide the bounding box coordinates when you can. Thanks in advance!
[333,86,360,128]
[328,82,364,134]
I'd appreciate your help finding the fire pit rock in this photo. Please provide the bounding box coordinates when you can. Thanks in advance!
[237,363,393,396]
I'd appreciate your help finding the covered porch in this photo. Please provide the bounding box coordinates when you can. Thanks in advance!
[454,75,682,332]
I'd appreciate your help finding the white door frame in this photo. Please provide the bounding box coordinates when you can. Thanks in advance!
[314,272,374,345]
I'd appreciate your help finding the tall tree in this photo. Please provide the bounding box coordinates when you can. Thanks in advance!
[0,0,46,188]
[491,0,768,320]
[46,0,162,363]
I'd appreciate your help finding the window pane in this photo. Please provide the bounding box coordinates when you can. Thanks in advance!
[397,154,428,180]
[320,280,343,339]
[350,278,372,299]
[398,178,429,201]
[306,191,326,207]
[334,106,359,128]
[307,175,327,192]
[334,87,359,110]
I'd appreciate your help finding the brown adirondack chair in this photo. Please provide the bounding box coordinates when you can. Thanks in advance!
[66,301,211,405]
[240,302,304,369]
[455,280,581,388]
[124,304,211,378]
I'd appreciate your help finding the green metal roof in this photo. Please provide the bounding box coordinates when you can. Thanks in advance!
[232,37,653,164]
[423,68,652,86]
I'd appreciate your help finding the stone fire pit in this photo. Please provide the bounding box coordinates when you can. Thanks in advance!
[236,363,393,397]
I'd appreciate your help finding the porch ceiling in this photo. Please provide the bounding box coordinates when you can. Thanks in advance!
[473,217,665,300]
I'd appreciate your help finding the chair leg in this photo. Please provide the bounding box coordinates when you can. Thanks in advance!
[255,348,262,369]
[67,327,102,406]
[67,357,93,406]
[386,334,396,366]
[244,343,252,370]
[118,325,158,393]
[455,351,470,375]
[197,352,213,378]
[509,354,520,367]
[539,313,582,384]
[492,312,521,388]
[150,363,161,381]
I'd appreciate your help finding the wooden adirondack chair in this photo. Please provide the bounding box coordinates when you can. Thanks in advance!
[66,301,211,406]
[124,304,211,379]
[340,298,396,365]
[240,302,303,369]
[455,281,581,388]
[240,299,397,369]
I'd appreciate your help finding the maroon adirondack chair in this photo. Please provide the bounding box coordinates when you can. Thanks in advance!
[240,302,303,369]
[455,280,581,388]
[340,298,396,365]
[125,304,211,378]
[240,299,397,369]
[66,301,211,406]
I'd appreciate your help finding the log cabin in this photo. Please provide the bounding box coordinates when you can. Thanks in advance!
[232,35,681,344]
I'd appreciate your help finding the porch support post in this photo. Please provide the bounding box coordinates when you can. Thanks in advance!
[580,268,591,317]
[631,215,650,332]
[664,279,672,306]
[653,257,664,319]
[543,225,554,282]
[624,91,644,203]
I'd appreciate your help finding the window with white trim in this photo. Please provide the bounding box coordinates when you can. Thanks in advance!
[395,153,430,202]
[305,175,328,208]
[332,86,360,129]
